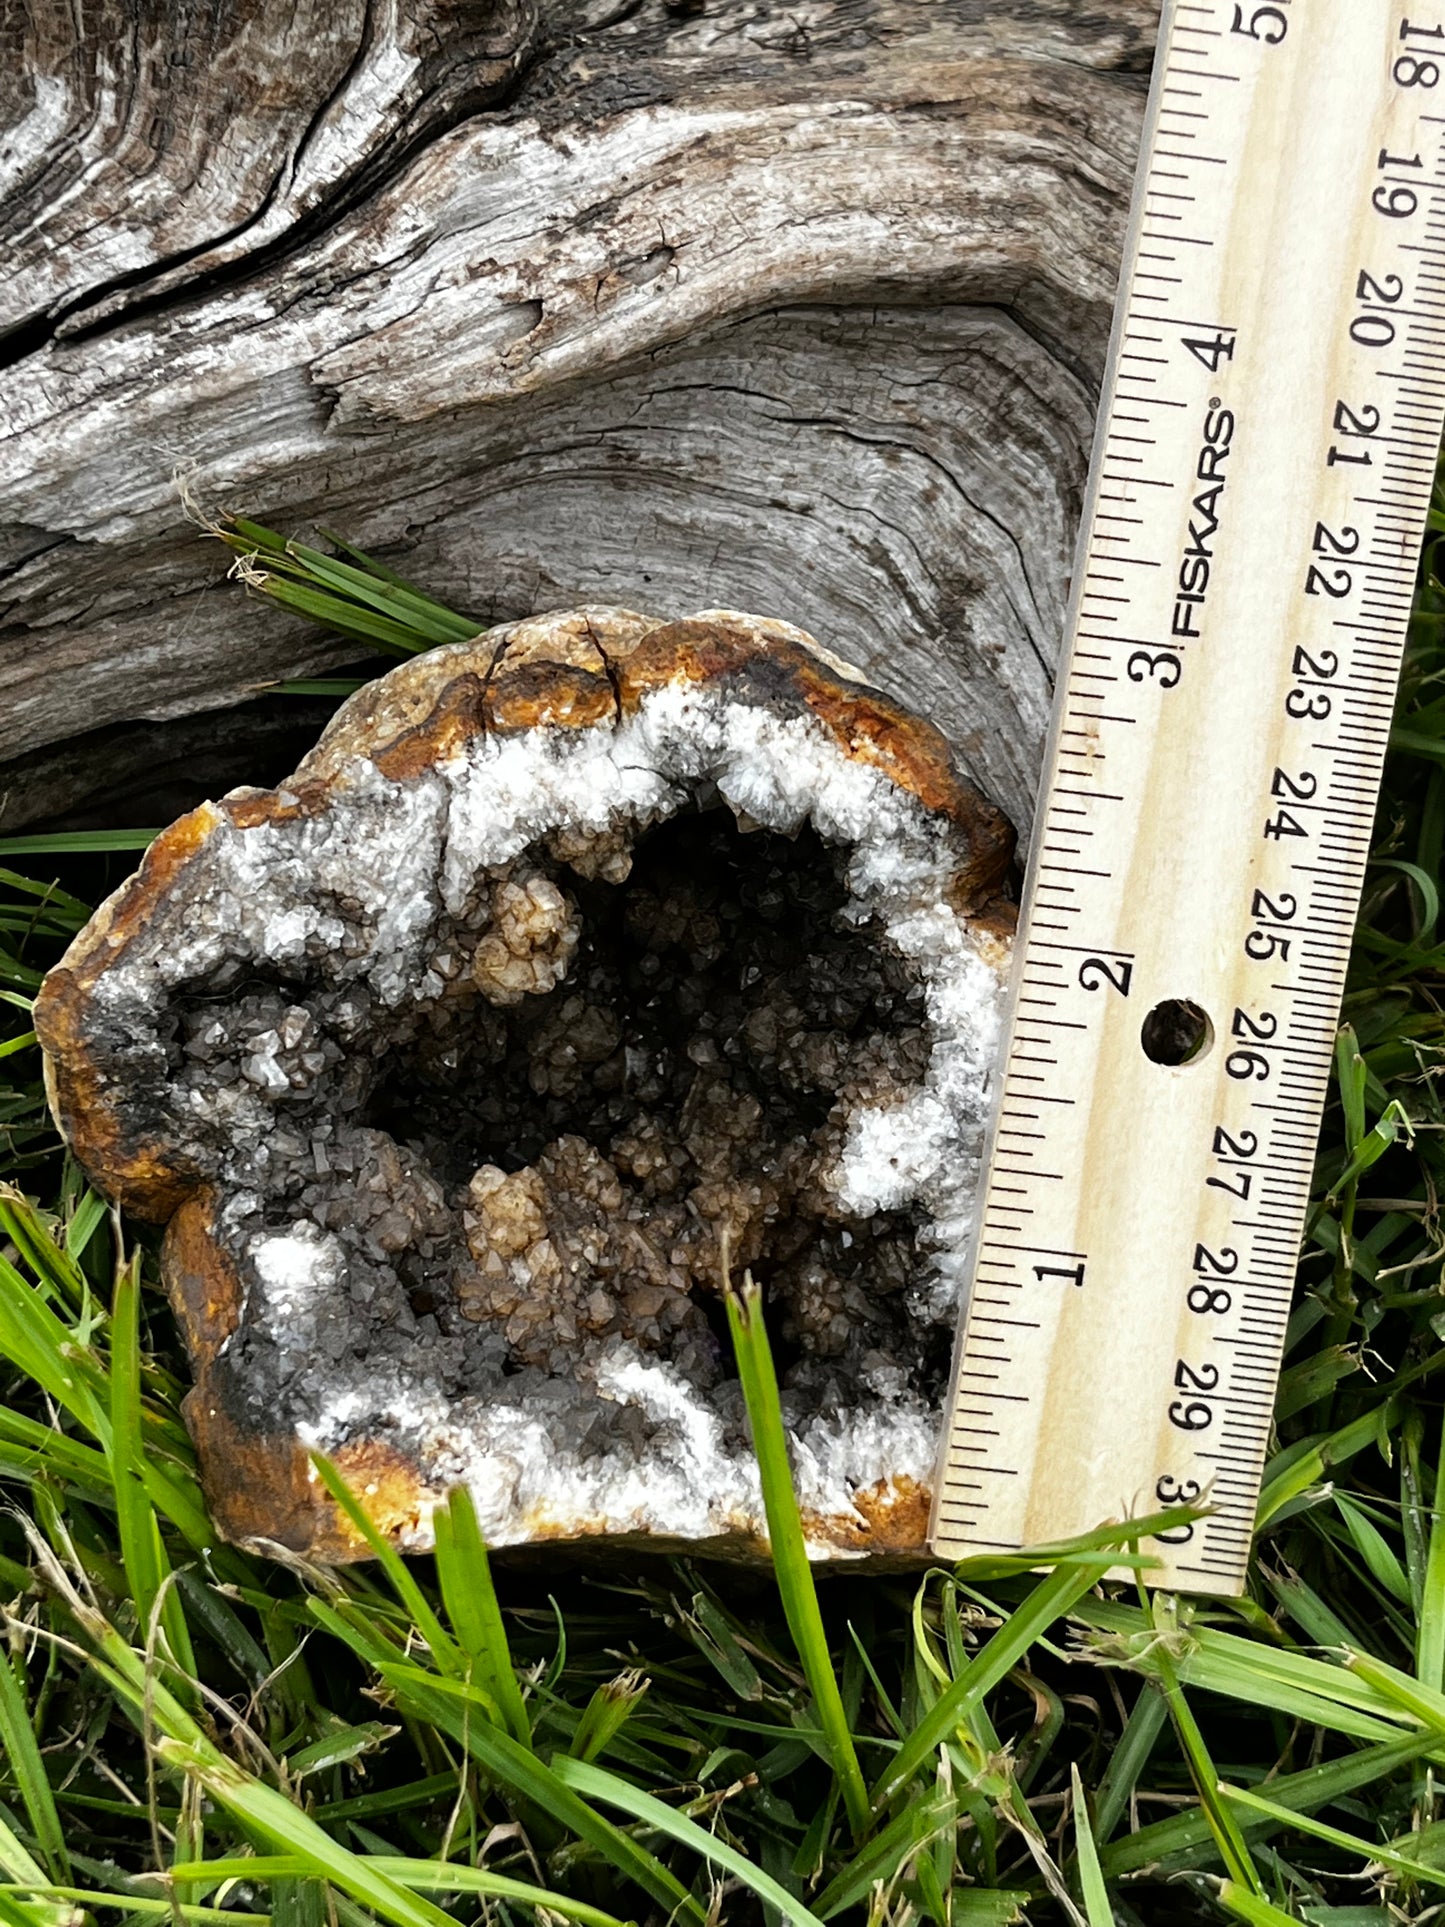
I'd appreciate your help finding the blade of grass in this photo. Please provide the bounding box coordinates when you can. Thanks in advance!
[168,1855,629,1926]
[949,1899,1029,1927]
[1419,1402,1445,1691]
[554,1756,827,1927]
[567,1673,648,1765]
[62,1191,107,1262]
[155,1745,458,1927]
[0,1648,69,1882]
[314,529,479,628]
[1100,1733,1437,1878]
[1094,1683,1167,1842]
[1069,1764,1111,1927]
[279,546,475,646]
[810,1790,953,1920]
[308,1457,460,1678]
[0,1803,59,1903]
[1076,1597,1432,1742]
[1216,1883,1307,1927]
[110,1254,195,1682]
[872,1555,1112,1810]
[3,1885,265,1924]
[1257,1401,1399,1528]
[0,870,91,918]
[725,1274,870,1842]
[1220,1781,1445,1889]
[1345,1646,1445,1733]
[0,835,158,856]
[0,1193,86,1312]
[234,579,426,657]
[431,1485,530,1745]
[951,1504,1205,1584]
[1140,1597,1263,1896]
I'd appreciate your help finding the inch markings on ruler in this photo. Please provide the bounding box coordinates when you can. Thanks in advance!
[930,0,1445,1594]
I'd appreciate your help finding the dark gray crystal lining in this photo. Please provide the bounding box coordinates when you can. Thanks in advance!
[160,806,952,1441]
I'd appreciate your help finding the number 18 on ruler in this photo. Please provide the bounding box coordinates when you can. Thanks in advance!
[930,0,1445,1594]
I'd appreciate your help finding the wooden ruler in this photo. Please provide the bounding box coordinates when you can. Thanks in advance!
[930,0,1445,1594]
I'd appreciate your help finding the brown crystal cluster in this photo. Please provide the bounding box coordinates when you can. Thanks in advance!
[35,609,1013,1561]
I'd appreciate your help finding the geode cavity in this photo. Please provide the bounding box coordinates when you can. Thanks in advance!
[35,607,1014,1560]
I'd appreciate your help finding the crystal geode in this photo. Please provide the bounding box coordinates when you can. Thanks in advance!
[35,608,1015,1561]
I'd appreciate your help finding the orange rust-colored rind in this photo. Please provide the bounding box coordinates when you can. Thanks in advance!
[824,1475,935,1554]
[163,1190,244,1360]
[35,803,226,1221]
[373,673,489,782]
[296,607,656,783]
[184,1404,435,1564]
[293,609,1014,909]
[483,663,619,736]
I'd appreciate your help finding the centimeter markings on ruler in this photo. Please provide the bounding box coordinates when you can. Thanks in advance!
[929,0,1445,1595]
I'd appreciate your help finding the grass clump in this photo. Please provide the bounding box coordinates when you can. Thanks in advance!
[0,490,1443,1923]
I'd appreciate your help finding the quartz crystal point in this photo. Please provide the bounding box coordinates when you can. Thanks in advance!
[35,608,1015,1561]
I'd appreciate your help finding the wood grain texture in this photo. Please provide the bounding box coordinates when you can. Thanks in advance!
[0,0,1158,834]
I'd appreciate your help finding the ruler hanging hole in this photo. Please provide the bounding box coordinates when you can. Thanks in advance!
[1140,999,1214,1068]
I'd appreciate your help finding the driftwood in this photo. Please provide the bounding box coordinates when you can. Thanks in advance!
[0,0,1157,840]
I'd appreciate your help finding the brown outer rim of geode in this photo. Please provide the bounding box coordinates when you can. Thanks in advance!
[35,609,1015,1563]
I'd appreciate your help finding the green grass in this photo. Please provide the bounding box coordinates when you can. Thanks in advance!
[1,497,1444,1923]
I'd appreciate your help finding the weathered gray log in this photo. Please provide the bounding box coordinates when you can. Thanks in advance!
[0,0,1157,838]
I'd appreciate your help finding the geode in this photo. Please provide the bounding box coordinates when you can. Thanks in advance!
[35,608,1014,1561]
